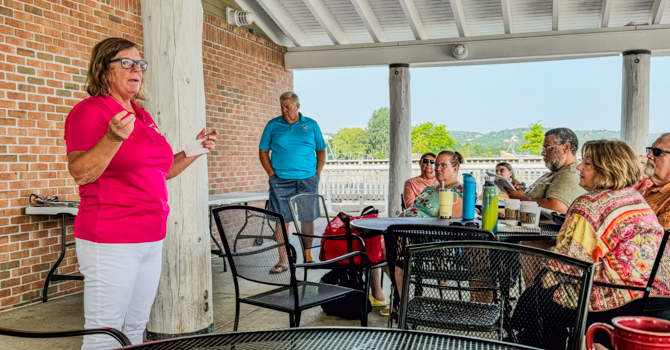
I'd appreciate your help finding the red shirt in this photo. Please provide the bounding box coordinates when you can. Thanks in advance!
[64,95,174,243]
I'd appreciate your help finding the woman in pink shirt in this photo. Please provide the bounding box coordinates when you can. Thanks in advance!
[65,38,217,350]
[403,152,439,208]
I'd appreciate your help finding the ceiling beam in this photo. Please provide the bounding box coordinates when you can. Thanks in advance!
[600,0,613,27]
[256,0,313,47]
[285,25,670,69]
[302,0,350,45]
[350,0,388,42]
[501,0,513,34]
[650,0,668,25]
[233,0,291,46]
[449,0,469,37]
[398,0,428,40]
[552,0,559,30]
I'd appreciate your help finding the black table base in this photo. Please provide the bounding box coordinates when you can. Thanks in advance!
[43,213,83,302]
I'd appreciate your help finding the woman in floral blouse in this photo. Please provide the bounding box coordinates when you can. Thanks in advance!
[512,139,668,349]
[403,150,464,218]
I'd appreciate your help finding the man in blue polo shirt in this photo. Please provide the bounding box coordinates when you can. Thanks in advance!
[259,91,326,273]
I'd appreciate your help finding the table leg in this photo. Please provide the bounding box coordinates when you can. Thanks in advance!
[209,205,227,272]
[42,213,83,303]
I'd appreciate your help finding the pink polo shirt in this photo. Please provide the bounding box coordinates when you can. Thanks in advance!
[64,95,174,244]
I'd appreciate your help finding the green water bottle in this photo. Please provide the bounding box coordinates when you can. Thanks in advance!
[482,176,498,234]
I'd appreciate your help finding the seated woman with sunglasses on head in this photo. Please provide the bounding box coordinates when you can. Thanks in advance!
[403,152,439,209]
[402,150,464,218]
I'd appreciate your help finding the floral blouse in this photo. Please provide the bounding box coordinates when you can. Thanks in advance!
[403,183,463,218]
[546,188,668,311]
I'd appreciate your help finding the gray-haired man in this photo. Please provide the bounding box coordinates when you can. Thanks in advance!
[508,127,586,215]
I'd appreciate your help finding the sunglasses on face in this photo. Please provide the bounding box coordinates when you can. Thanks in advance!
[110,58,149,72]
[421,159,435,164]
[647,147,670,157]
[435,163,452,169]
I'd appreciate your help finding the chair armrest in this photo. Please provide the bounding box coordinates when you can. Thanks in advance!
[320,234,366,249]
[296,251,371,268]
[0,327,131,347]
[293,232,328,239]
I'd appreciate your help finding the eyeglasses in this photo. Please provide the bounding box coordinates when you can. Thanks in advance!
[110,58,148,72]
[646,147,670,157]
[421,159,435,164]
[541,144,562,153]
[435,163,452,169]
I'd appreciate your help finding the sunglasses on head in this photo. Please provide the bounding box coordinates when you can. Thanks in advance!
[647,147,670,157]
[421,159,435,164]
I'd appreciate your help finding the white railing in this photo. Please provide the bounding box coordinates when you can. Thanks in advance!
[319,157,550,212]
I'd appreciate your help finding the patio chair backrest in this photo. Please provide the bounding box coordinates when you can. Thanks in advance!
[400,241,595,350]
[212,206,295,287]
[384,224,495,276]
[287,193,329,236]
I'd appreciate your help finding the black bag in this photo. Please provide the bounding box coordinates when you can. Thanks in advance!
[319,268,371,320]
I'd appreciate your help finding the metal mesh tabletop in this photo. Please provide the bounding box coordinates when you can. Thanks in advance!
[350,218,560,242]
[119,327,541,349]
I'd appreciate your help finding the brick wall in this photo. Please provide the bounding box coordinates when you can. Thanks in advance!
[202,14,292,195]
[0,1,291,311]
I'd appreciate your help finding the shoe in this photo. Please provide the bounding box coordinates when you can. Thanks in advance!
[380,306,390,316]
[269,264,288,274]
[369,294,388,307]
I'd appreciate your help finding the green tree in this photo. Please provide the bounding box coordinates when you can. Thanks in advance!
[332,127,370,158]
[411,122,457,154]
[366,107,389,158]
[520,121,545,155]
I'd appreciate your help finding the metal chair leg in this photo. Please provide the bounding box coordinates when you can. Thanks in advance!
[294,311,302,327]
[233,300,240,332]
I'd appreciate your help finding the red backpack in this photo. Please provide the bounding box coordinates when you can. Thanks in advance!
[319,206,384,265]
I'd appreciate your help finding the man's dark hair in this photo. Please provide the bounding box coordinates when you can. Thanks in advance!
[545,128,579,155]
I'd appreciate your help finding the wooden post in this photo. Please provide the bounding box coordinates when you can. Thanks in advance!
[621,50,651,155]
[388,64,412,217]
[141,0,214,340]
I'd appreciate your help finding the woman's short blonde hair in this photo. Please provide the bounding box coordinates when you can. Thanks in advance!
[87,37,145,99]
[581,139,640,190]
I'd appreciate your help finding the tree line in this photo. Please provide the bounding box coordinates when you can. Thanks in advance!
[329,107,546,159]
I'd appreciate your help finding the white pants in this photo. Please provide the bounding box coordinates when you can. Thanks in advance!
[76,238,163,350]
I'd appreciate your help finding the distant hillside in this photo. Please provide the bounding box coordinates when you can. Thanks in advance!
[451,129,661,150]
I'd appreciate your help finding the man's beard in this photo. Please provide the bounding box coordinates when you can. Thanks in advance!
[544,152,563,172]
[644,161,655,178]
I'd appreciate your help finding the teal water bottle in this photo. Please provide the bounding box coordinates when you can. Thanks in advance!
[462,173,476,220]
[482,176,499,234]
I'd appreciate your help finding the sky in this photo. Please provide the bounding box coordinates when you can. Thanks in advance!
[294,56,670,135]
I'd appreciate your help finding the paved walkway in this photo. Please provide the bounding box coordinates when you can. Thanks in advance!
[0,218,392,349]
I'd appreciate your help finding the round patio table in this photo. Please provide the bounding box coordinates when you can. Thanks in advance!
[350,217,561,242]
[119,327,541,349]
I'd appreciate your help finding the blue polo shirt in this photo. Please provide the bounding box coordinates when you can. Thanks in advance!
[259,113,326,180]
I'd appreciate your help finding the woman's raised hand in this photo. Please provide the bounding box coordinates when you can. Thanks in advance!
[196,128,218,152]
[106,111,136,142]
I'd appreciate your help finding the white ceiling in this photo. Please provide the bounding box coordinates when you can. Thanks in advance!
[240,0,668,47]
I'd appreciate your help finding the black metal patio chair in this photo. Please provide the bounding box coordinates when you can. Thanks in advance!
[384,224,495,328]
[0,326,130,347]
[287,193,387,286]
[398,241,595,350]
[212,205,373,330]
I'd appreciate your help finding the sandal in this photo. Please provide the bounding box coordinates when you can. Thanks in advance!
[369,294,388,307]
[269,264,288,274]
[380,306,390,316]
